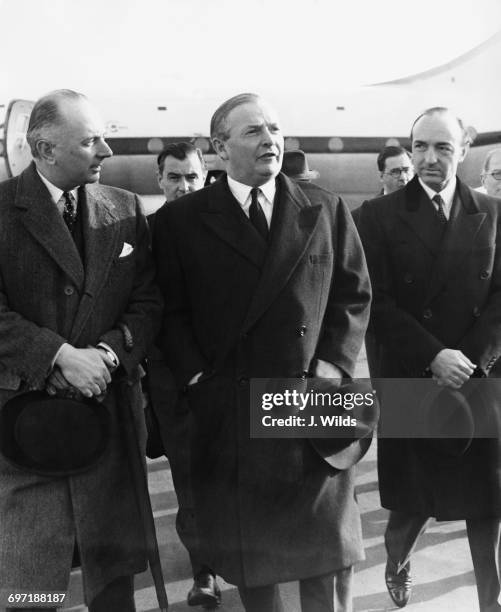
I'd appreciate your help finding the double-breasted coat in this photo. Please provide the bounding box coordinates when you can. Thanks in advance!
[358,175,501,519]
[0,163,162,602]
[153,173,372,587]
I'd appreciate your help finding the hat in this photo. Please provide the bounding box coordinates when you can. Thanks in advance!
[0,391,110,476]
[307,379,379,470]
[281,150,319,182]
[421,386,475,457]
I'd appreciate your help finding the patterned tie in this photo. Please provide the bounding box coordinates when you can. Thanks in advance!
[62,191,76,234]
[249,187,269,241]
[432,194,447,224]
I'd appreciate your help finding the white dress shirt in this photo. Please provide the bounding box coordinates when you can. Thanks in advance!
[419,176,457,220]
[37,169,79,213]
[227,175,276,228]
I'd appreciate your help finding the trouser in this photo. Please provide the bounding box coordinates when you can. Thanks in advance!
[385,510,501,612]
[238,567,353,612]
[6,575,135,612]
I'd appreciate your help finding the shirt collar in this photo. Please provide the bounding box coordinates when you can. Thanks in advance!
[418,176,457,209]
[36,169,79,207]
[227,175,276,207]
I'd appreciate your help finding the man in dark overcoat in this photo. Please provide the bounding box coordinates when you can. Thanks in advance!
[0,90,162,611]
[358,107,501,612]
[153,93,372,612]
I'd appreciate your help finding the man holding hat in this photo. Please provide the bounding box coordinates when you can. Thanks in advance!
[0,90,162,611]
[358,107,501,611]
[153,92,373,612]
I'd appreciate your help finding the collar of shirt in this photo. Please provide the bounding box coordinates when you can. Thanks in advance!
[227,175,276,228]
[418,176,457,220]
[36,169,79,214]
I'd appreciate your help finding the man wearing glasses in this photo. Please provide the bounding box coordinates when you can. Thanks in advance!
[481,148,501,197]
[378,146,414,195]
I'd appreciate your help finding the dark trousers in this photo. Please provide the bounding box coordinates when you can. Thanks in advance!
[385,510,501,612]
[7,575,135,612]
[238,567,353,612]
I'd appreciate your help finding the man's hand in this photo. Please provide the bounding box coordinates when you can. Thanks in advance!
[54,344,112,398]
[313,359,344,387]
[430,349,476,389]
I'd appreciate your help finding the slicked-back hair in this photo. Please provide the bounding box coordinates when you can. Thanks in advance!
[210,93,260,142]
[482,147,501,174]
[157,142,206,175]
[26,89,87,158]
[410,106,469,145]
[377,145,411,172]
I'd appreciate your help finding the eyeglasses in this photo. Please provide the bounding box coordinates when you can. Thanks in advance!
[482,170,501,181]
[384,167,413,178]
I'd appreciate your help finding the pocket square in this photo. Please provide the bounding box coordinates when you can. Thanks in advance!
[119,242,134,257]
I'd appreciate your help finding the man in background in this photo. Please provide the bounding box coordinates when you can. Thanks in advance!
[148,142,221,608]
[481,148,501,197]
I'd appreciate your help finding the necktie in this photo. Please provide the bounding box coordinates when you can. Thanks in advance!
[432,194,447,224]
[62,191,77,234]
[249,187,269,241]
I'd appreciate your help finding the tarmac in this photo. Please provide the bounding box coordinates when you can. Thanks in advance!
[62,349,482,611]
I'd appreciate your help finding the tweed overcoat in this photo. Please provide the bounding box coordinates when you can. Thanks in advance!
[358,175,501,519]
[153,173,372,587]
[0,163,162,602]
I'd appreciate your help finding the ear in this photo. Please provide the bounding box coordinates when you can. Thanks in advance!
[36,140,56,164]
[157,171,164,189]
[212,137,229,161]
[458,142,470,164]
[379,171,385,184]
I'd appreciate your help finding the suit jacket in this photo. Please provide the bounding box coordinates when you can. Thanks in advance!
[0,163,162,602]
[153,173,371,586]
[358,175,501,518]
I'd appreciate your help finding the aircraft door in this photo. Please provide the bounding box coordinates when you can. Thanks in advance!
[2,99,34,178]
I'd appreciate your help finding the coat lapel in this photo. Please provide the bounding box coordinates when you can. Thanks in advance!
[68,183,121,343]
[396,176,445,256]
[15,164,85,289]
[200,178,267,269]
[242,174,322,332]
[426,179,486,302]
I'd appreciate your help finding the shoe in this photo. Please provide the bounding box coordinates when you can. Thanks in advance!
[187,571,221,608]
[385,559,412,608]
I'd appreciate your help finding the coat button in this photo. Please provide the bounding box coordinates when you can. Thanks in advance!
[473,306,481,317]
[480,270,490,280]
[403,273,413,284]
[298,325,307,337]
[64,286,74,296]
[423,309,432,319]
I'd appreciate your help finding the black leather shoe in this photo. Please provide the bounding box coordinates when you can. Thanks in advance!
[187,572,221,609]
[385,559,412,608]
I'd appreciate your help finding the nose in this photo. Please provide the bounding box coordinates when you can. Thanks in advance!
[424,147,437,164]
[178,177,189,192]
[98,138,113,158]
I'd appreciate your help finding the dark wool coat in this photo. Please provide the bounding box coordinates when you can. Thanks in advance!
[0,164,162,603]
[358,175,501,520]
[153,173,372,587]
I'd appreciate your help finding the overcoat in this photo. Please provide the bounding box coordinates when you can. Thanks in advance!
[153,173,372,587]
[0,163,162,602]
[358,175,501,519]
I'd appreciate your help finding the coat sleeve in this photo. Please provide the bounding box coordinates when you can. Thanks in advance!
[152,204,210,386]
[357,200,445,374]
[98,195,164,376]
[314,197,372,377]
[457,212,501,375]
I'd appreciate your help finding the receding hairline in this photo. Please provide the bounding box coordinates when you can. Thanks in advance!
[410,107,467,144]
[210,92,265,141]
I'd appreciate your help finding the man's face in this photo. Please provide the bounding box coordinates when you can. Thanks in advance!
[49,99,112,190]
[158,153,205,202]
[214,99,283,186]
[482,150,501,197]
[411,112,467,191]
[381,153,414,194]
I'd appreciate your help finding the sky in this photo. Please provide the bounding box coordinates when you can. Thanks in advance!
[1,0,500,134]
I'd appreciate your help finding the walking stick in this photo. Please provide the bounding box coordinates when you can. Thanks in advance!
[117,377,169,611]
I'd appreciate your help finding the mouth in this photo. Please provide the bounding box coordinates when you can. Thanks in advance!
[90,164,102,172]
[259,152,279,162]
